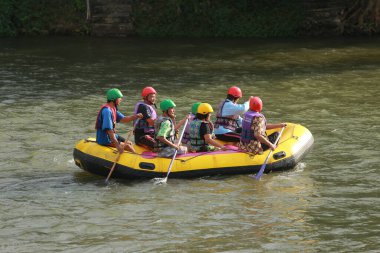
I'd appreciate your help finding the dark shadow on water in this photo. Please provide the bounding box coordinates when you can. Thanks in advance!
[72,171,152,187]
[71,170,250,187]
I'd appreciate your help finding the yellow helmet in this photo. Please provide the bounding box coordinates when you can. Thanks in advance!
[197,103,214,115]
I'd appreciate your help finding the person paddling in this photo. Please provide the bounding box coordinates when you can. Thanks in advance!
[189,103,227,152]
[95,88,142,154]
[214,86,249,143]
[133,86,158,150]
[238,96,286,155]
[154,99,188,157]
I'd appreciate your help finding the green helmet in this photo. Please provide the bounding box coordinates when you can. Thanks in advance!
[160,99,176,111]
[191,102,201,114]
[106,88,123,101]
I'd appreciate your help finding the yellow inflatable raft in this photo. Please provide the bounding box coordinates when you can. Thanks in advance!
[73,123,313,179]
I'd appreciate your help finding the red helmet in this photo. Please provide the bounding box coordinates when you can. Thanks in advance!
[227,86,242,98]
[249,96,263,112]
[141,86,157,98]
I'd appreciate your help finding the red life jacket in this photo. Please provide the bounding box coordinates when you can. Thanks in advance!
[95,103,117,130]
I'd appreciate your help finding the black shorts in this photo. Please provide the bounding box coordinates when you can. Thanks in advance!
[215,132,241,142]
[117,135,125,143]
[135,134,156,149]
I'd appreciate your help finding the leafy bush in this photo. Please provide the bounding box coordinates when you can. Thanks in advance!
[0,0,88,37]
[133,0,305,37]
[0,0,16,36]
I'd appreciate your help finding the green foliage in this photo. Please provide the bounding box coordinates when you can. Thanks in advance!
[1,0,305,37]
[0,0,89,37]
[0,0,16,36]
[133,0,305,38]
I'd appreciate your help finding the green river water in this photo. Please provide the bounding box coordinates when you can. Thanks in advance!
[0,36,379,252]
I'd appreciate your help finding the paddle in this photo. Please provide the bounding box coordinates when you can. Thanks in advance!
[105,130,133,183]
[255,126,285,180]
[105,152,121,183]
[154,117,189,184]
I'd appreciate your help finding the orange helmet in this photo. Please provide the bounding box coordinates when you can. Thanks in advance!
[141,86,157,98]
[227,86,242,98]
[249,96,263,112]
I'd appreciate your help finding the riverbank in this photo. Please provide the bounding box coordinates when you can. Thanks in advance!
[1,0,379,37]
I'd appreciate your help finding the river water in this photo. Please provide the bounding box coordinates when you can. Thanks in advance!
[0,36,379,252]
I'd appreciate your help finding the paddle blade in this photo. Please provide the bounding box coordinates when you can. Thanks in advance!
[255,164,266,180]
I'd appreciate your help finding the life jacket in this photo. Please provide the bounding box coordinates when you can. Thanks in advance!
[95,103,117,131]
[181,114,195,144]
[189,119,209,151]
[214,100,240,131]
[240,111,266,144]
[154,116,175,149]
[133,102,157,135]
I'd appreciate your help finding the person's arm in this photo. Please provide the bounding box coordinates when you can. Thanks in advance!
[137,104,155,126]
[106,129,124,153]
[201,122,227,150]
[146,118,155,126]
[120,113,143,123]
[222,101,249,116]
[100,109,124,153]
[204,134,226,150]
[255,134,276,151]
[253,116,277,151]
[156,120,179,150]
[266,123,287,130]
[156,136,179,149]
[175,114,190,131]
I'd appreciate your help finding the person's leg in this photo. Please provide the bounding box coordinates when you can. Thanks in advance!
[123,141,136,153]
[157,146,176,158]
[157,145,187,157]
[136,135,156,150]
[178,145,187,155]
[107,135,125,148]
[261,132,279,151]
[116,135,136,153]
[268,132,279,144]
